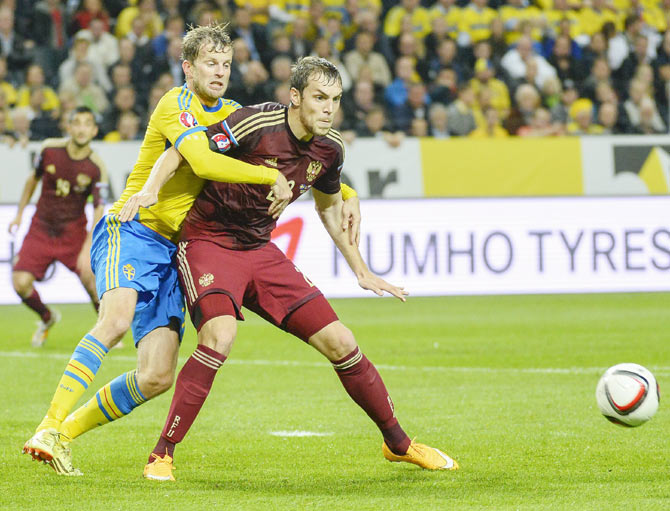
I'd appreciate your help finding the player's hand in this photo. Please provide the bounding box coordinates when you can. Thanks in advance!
[118,190,158,222]
[341,196,361,246]
[8,215,21,235]
[357,272,409,302]
[268,172,291,219]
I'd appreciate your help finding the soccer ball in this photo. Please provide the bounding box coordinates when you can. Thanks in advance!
[595,363,659,427]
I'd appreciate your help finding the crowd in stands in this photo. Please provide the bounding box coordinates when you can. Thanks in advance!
[1,0,670,146]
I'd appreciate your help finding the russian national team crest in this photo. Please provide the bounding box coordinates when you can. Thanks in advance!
[74,173,92,193]
[123,264,136,281]
[306,161,322,182]
[199,273,214,287]
[211,133,231,152]
[179,111,198,128]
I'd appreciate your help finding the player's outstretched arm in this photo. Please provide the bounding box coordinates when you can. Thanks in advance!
[8,171,39,234]
[313,188,408,302]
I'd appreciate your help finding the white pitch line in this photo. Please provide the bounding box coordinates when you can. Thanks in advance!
[269,431,334,437]
[1,351,669,376]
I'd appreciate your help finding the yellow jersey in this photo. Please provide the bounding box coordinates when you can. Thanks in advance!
[109,85,277,243]
[459,5,499,44]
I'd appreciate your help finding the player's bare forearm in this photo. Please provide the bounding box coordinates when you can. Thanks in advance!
[9,173,38,233]
[145,147,182,194]
[313,189,366,275]
[341,196,361,246]
[314,189,408,301]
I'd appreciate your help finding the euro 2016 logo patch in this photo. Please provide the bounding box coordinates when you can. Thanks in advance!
[179,111,198,128]
[123,264,135,281]
[211,133,231,152]
[199,273,214,287]
[306,161,322,182]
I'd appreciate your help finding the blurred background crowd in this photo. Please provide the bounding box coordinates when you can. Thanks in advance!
[0,0,669,147]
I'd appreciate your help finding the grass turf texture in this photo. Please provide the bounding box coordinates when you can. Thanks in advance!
[1,294,670,510]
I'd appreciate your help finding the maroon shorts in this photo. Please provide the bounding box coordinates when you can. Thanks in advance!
[13,217,87,280]
[177,239,338,340]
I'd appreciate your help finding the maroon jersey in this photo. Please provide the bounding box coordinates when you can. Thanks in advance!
[33,140,107,235]
[181,102,344,249]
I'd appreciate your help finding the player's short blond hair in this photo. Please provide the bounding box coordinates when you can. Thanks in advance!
[181,23,231,63]
[290,56,342,96]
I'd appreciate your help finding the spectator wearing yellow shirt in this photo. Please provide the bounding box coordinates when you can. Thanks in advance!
[458,0,499,47]
[470,106,509,137]
[429,0,462,40]
[499,0,542,45]
[269,0,311,23]
[0,57,15,107]
[320,0,348,20]
[235,0,270,25]
[567,98,604,134]
[578,0,620,38]
[543,0,582,40]
[384,0,431,39]
[470,58,511,120]
[16,64,60,114]
[115,0,163,39]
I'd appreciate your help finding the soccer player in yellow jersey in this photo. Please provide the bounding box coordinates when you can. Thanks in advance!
[21,24,301,476]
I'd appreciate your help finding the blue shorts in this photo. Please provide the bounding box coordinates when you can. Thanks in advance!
[91,214,185,345]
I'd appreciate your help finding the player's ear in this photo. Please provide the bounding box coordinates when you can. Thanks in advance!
[182,59,191,78]
[289,87,301,108]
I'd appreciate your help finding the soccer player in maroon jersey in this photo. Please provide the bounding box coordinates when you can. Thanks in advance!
[8,106,107,347]
[138,57,458,480]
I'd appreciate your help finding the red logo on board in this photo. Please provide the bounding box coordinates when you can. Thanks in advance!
[212,132,231,151]
[179,111,198,128]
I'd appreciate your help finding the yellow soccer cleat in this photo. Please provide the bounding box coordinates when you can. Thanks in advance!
[23,428,59,462]
[23,428,82,476]
[144,453,176,481]
[382,440,459,470]
[50,440,82,476]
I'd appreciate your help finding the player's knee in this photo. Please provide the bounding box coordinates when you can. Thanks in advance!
[321,323,357,361]
[97,313,133,342]
[137,366,174,399]
[12,272,33,297]
[198,317,237,356]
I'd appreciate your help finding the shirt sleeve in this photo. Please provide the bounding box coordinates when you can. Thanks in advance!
[153,91,278,185]
[205,105,271,155]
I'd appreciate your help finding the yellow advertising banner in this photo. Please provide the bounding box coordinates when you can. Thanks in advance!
[420,137,584,196]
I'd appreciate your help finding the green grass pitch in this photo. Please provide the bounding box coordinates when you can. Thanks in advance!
[1,293,670,510]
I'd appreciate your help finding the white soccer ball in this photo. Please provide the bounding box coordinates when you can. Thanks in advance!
[595,363,659,427]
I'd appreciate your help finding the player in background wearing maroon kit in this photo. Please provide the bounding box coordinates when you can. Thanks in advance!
[134,57,458,480]
[8,106,107,347]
